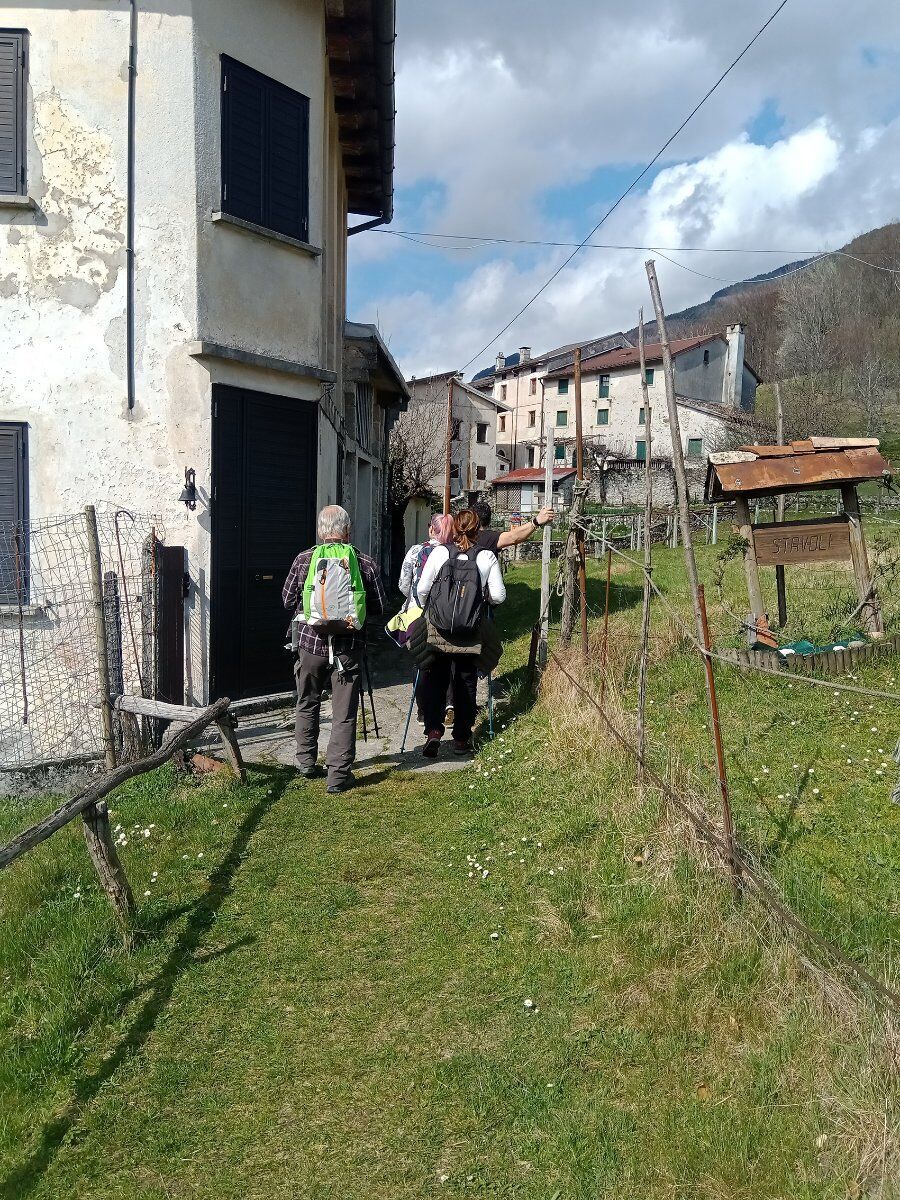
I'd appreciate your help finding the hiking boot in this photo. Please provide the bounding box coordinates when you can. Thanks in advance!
[422,730,442,758]
[298,764,325,780]
[327,773,355,794]
[451,738,473,756]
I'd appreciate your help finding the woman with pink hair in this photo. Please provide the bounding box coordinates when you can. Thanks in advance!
[398,513,454,607]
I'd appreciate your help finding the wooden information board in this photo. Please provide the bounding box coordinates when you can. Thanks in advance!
[751,517,852,566]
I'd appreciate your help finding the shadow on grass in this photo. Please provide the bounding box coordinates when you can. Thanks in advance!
[1,764,292,1199]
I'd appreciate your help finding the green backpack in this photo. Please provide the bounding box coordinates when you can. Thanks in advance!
[301,543,367,636]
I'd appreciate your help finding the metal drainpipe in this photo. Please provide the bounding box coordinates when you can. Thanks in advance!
[125,0,137,410]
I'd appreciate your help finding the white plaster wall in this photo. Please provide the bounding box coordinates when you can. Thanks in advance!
[546,367,730,463]
[0,2,210,698]
[0,0,347,709]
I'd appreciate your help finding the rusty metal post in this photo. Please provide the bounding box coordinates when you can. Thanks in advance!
[697,584,741,893]
[599,547,612,706]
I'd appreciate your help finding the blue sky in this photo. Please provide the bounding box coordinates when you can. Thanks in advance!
[348,1,900,379]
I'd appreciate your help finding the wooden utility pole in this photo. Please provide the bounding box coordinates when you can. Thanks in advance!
[698,585,740,890]
[537,420,555,669]
[574,347,589,657]
[443,375,454,513]
[645,262,703,635]
[84,505,135,921]
[646,264,740,889]
[774,380,787,626]
[636,309,653,771]
[841,483,884,635]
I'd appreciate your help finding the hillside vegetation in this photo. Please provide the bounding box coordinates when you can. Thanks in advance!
[638,223,900,457]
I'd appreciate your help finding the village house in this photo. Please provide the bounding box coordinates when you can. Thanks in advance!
[401,370,509,546]
[490,467,577,517]
[0,0,399,701]
[541,326,760,470]
[470,332,633,470]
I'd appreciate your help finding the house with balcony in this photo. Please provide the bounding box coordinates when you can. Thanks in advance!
[0,0,399,701]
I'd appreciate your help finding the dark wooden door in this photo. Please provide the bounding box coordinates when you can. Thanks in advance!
[211,386,317,699]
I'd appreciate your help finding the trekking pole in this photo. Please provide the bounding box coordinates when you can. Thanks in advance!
[487,672,495,739]
[363,650,380,739]
[400,671,419,755]
[359,663,368,743]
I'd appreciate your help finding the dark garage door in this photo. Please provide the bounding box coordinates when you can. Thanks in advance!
[211,385,317,699]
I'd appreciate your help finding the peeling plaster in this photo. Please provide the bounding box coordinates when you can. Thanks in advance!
[7,90,126,310]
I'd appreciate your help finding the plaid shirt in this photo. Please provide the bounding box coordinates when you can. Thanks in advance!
[282,544,386,658]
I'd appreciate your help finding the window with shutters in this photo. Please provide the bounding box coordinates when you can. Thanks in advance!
[499,414,506,433]
[558,379,569,394]
[596,408,609,426]
[0,423,28,603]
[354,382,373,452]
[530,378,536,395]
[221,56,309,242]
[475,465,486,481]
[599,374,610,399]
[0,30,27,196]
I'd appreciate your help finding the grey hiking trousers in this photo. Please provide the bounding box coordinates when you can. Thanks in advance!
[293,648,362,787]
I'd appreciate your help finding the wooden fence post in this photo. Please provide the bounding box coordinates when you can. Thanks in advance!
[636,309,653,774]
[84,506,134,921]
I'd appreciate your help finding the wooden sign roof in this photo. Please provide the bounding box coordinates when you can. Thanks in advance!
[705,438,889,501]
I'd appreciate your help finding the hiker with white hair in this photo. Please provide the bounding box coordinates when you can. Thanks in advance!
[283,504,385,793]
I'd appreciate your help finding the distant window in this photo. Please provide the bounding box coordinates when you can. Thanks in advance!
[221,56,310,241]
[527,447,535,467]
[499,414,506,433]
[0,31,27,196]
[528,410,536,427]
[476,465,487,481]
[596,408,609,426]
[556,410,567,427]
[638,407,645,425]
[476,422,488,444]
[636,440,646,462]
[645,368,655,385]
[599,374,610,399]
[554,444,565,461]
[530,378,537,395]
[687,437,703,458]
[703,349,710,365]
[451,418,461,442]
[558,378,569,394]
[501,384,507,400]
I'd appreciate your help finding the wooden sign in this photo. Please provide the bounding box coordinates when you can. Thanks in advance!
[752,517,852,566]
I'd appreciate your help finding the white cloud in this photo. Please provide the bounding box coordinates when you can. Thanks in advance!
[350,1,900,376]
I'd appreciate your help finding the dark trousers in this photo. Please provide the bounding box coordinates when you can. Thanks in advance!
[294,649,361,787]
[419,655,478,742]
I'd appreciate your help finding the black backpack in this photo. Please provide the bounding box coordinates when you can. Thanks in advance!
[427,545,485,638]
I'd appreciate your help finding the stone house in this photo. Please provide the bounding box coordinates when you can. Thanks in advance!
[0,0,399,701]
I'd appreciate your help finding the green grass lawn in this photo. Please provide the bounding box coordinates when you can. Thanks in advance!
[1,551,898,1198]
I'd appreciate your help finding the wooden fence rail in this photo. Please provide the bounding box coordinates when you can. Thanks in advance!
[0,696,237,921]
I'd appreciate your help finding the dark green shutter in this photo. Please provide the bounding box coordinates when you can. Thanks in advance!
[0,423,27,603]
[0,31,26,196]
[221,56,309,241]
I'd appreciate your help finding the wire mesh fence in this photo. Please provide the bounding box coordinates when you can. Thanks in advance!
[535,504,900,1010]
[0,508,166,771]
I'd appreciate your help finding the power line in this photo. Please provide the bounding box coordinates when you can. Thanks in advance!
[455,0,793,371]
[376,229,823,255]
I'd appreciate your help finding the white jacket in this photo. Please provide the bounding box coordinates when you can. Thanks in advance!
[416,544,506,608]
[398,541,431,602]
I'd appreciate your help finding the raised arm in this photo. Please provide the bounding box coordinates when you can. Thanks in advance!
[495,506,554,549]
